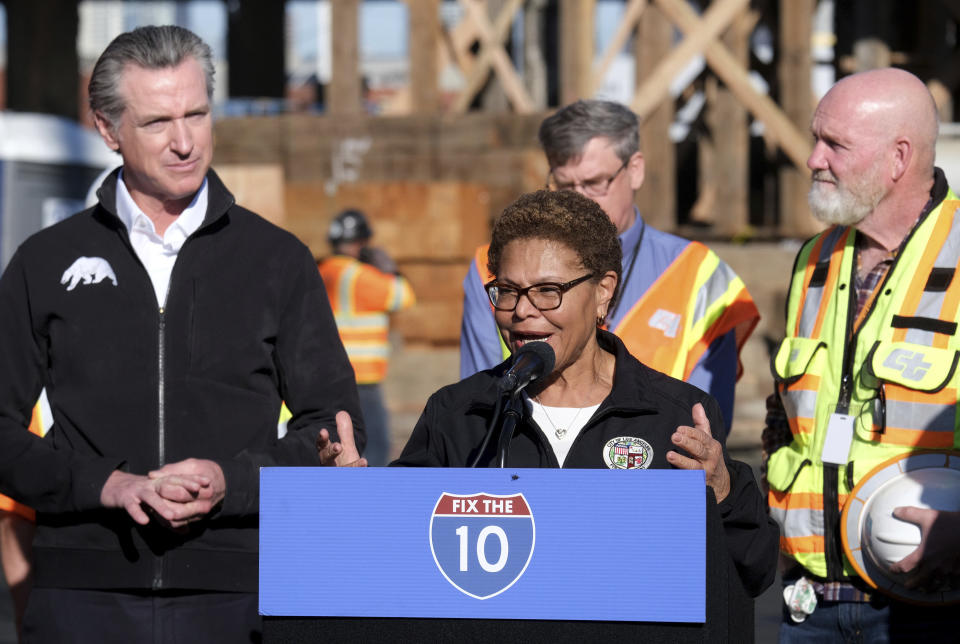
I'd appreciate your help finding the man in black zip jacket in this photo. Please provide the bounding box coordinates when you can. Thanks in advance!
[0,26,364,642]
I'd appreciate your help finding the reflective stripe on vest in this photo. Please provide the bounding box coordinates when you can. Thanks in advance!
[320,256,413,384]
[335,261,389,383]
[768,194,960,578]
[613,242,759,380]
[770,487,850,556]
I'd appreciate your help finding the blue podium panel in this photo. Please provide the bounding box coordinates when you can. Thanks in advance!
[260,468,705,623]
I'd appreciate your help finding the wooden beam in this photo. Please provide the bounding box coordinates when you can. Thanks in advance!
[635,2,675,232]
[655,0,812,172]
[559,0,596,104]
[481,0,511,113]
[631,0,748,120]
[708,9,753,235]
[451,0,533,113]
[408,0,441,113]
[441,8,483,78]
[330,0,363,115]
[592,0,647,96]
[524,0,549,109]
[778,0,819,237]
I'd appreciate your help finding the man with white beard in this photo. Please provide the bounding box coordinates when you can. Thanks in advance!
[763,68,960,642]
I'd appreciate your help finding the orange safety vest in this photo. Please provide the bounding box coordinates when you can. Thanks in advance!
[611,242,758,381]
[475,242,758,378]
[318,255,415,384]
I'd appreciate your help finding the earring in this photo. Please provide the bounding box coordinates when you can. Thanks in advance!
[596,315,605,327]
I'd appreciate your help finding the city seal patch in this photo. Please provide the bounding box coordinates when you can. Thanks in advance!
[603,436,653,469]
[429,492,535,600]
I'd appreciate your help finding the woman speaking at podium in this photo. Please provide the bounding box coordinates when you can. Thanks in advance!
[392,189,777,598]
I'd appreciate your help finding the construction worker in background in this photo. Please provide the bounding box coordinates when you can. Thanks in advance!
[459,99,759,438]
[319,209,416,466]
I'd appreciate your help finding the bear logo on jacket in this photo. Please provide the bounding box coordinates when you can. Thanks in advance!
[60,256,118,291]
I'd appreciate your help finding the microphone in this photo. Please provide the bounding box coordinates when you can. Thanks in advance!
[497,341,555,395]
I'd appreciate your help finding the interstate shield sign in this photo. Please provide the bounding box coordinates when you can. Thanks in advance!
[429,492,535,600]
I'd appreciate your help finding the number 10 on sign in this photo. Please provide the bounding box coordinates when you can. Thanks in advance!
[430,492,536,600]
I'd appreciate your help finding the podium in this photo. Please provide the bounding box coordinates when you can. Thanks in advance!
[260,468,753,642]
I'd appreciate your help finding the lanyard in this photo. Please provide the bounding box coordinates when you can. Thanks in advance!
[607,218,645,324]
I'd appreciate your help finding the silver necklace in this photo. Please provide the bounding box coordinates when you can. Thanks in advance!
[535,395,584,440]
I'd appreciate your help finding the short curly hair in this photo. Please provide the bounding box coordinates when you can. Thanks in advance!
[487,190,622,318]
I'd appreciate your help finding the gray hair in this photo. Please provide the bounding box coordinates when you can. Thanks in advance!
[89,25,214,129]
[538,99,641,169]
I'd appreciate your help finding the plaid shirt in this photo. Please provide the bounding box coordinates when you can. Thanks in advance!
[853,243,896,323]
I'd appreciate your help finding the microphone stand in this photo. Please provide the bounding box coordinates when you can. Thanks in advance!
[467,388,523,468]
[495,391,524,468]
[469,342,552,467]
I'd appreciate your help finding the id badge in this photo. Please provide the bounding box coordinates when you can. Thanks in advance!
[821,412,855,465]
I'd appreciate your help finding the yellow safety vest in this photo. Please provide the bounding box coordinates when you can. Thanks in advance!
[768,192,960,579]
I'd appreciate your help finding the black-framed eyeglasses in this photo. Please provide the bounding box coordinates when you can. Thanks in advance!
[545,159,629,198]
[485,273,596,312]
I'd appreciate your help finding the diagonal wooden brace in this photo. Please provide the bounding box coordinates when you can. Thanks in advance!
[452,0,534,113]
[592,0,648,96]
[651,0,813,172]
[631,0,749,119]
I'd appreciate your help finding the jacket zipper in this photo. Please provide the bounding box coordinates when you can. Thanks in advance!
[104,222,168,590]
[99,183,228,592]
[157,306,166,469]
[152,279,174,591]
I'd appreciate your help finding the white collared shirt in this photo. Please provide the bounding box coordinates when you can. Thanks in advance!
[115,170,208,307]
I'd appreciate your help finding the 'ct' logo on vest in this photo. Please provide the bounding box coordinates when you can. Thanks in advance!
[429,492,535,600]
[882,348,932,382]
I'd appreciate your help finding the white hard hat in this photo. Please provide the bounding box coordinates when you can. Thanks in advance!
[842,451,960,604]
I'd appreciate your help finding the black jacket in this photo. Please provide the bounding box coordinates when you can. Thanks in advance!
[0,169,362,592]
[395,330,778,598]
